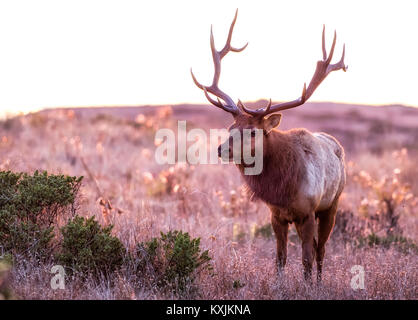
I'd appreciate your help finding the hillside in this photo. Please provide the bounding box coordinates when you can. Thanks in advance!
[40,101,418,154]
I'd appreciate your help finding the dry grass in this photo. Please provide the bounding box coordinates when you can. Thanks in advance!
[0,105,417,300]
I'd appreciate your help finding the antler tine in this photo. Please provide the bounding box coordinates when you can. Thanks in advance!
[302,82,307,100]
[322,25,327,60]
[203,87,227,109]
[242,26,346,117]
[221,9,249,57]
[265,98,272,113]
[190,68,204,90]
[326,30,337,64]
[239,100,255,116]
[191,9,248,116]
[328,43,347,73]
[239,98,272,116]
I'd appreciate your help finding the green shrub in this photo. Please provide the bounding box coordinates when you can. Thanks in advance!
[0,116,22,133]
[357,233,418,254]
[136,230,212,291]
[254,223,273,239]
[0,254,15,300]
[0,211,54,258]
[56,216,124,278]
[233,279,245,289]
[0,170,82,258]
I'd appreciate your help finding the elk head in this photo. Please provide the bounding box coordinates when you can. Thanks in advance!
[191,9,347,169]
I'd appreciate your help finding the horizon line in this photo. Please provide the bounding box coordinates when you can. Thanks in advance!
[2,100,417,120]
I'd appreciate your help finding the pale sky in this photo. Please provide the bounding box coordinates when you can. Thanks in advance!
[1,0,417,116]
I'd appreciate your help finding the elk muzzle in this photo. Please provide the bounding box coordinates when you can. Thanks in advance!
[217,141,233,161]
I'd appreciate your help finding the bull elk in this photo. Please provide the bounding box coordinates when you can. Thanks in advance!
[190,9,347,280]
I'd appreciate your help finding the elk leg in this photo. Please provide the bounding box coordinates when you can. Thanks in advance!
[271,213,289,271]
[316,200,338,281]
[295,223,318,257]
[295,214,315,281]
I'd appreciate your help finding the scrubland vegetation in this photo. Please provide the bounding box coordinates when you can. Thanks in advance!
[0,104,417,299]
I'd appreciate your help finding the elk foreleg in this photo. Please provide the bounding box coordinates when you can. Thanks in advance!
[271,212,289,272]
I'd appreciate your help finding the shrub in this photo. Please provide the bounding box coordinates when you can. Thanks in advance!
[136,230,212,292]
[0,254,14,300]
[14,171,81,225]
[332,210,366,242]
[56,216,124,278]
[352,150,417,236]
[0,211,54,258]
[216,186,255,217]
[254,223,273,239]
[357,233,418,254]
[142,164,193,198]
[0,116,22,134]
[233,279,245,289]
[0,170,82,258]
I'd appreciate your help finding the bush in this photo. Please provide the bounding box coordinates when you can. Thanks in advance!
[352,150,417,236]
[332,210,366,242]
[254,223,273,239]
[357,233,418,254]
[0,170,82,258]
[142,164,193,198]
[56,216,124,278]
[136,230,212,292]
[233,279,245,289]
[0,212,54,258]
[0,254,14,300]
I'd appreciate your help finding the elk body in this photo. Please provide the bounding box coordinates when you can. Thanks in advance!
[191,10,347,280]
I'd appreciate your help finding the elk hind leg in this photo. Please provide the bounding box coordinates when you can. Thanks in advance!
[295,214,315,281]
[316,200,338,281]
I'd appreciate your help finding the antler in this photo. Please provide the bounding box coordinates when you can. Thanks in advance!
[191,9,248,116]
[241,25,347,117]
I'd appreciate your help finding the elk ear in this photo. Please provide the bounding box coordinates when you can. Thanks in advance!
[264,114,282,134]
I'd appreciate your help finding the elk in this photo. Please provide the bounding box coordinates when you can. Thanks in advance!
[191,10,347,281]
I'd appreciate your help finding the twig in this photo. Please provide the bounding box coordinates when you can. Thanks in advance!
[79,155,103,198]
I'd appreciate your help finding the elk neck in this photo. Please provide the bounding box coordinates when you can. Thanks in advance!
[237,129,305,208]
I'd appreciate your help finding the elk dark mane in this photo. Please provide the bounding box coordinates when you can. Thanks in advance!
[239,131,305,208]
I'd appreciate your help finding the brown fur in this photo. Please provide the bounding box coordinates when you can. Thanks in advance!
[239,130,305,208]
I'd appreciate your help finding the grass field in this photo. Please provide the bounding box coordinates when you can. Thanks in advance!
[0,102,417,299]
